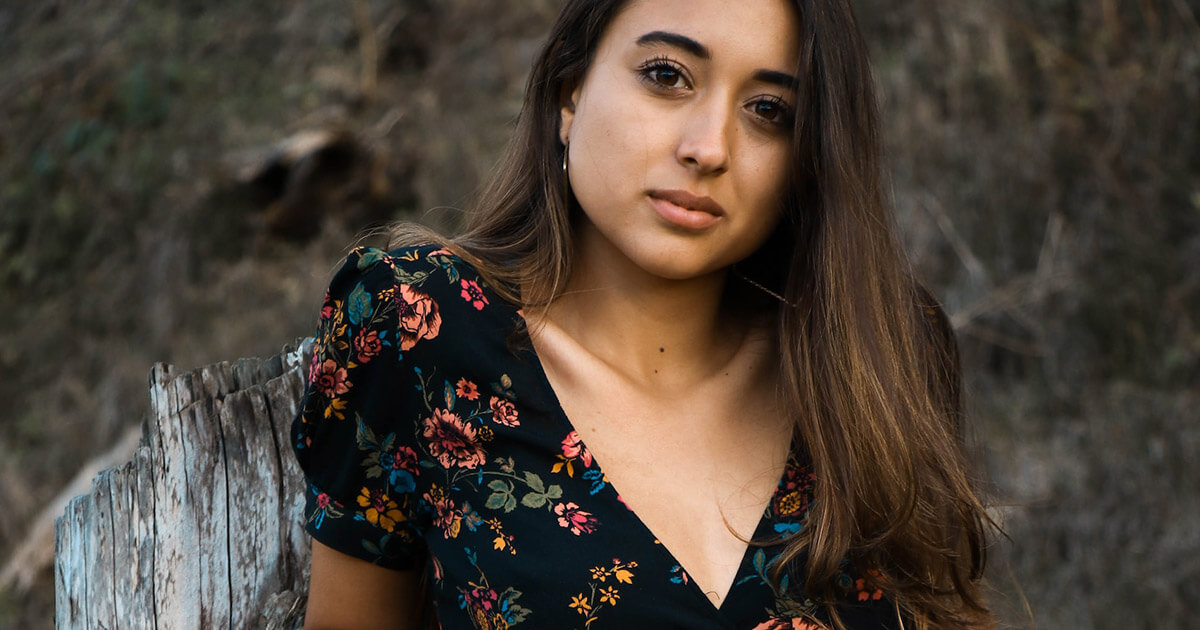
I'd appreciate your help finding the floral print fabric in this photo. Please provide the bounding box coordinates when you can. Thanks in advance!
[291,245,900,629]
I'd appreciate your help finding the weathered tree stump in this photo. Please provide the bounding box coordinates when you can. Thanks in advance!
[54,341,314,629]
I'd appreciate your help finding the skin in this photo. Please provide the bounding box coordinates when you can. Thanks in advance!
[304,539,419,629]
[537,0,801,608]
[304,0,801,624]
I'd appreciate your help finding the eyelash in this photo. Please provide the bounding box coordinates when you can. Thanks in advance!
[635,56,795,130]
[637,55,690,90]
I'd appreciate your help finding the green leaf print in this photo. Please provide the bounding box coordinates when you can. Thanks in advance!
[524,471,546,493]
[485,480,514,511]
[393,268,429,286]
[520,493,547,509]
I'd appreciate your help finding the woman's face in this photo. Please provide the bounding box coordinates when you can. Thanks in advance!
[560,0,800,282]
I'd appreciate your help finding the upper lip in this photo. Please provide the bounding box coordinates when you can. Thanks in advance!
[649,189,725,216]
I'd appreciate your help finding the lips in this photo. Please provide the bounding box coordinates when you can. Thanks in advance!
[648,189,725,217]
[647,189,725,230]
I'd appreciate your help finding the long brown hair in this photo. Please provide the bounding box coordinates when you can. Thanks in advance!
[391,0,993,626]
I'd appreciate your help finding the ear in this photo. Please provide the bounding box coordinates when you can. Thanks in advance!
[559,81,581,145]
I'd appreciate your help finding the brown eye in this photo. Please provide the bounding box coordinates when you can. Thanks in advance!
[638,57,690,90]
[648,65,684,88]
[748,96,794,128]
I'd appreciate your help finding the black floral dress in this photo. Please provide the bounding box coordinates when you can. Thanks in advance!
[291,245,900,629]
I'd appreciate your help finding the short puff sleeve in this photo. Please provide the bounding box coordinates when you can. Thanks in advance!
[291,247,424,570]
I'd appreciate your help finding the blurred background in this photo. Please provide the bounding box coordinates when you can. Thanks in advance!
[1,0,1197,627]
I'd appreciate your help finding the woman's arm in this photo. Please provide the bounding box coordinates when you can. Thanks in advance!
[304,540,422,630]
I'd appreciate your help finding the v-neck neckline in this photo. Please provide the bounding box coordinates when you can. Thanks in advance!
[517,318,795,618]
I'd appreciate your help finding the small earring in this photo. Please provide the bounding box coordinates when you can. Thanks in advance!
[562,141,570,200]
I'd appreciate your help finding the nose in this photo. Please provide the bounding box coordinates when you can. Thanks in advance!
[676,98,731,175]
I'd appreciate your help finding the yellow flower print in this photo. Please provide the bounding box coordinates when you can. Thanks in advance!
[599,586,620,606]
[569,593,591,615]
[589,566,610,582]
[357,487,405,532]
[324,397,348,420]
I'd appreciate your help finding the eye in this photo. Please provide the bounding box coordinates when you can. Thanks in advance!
[638,57,690,90]
[746,96,794,128]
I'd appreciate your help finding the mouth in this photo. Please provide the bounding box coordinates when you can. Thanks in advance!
[646,189,725,231]
[648,189,726,217]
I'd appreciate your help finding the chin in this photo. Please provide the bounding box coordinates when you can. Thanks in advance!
[627,246,731,282]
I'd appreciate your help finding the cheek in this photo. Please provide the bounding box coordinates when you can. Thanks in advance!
[570,84,660,182]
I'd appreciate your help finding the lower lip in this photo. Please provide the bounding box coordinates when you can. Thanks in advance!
[649,196,722,230]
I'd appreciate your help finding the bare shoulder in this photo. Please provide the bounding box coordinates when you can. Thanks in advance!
[304,540,423,630]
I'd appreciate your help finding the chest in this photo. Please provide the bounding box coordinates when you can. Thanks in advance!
[534,349,792,606]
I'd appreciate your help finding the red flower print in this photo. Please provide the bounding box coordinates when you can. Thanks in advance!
[319,290,333,320]
[488,396,520,427]
[421,409,487,469]
[314,359,351,398]
[554,501,599,535]
[455,378,480,401]
[424,487,464,539]
[460,279,489,310]
[316,492,331,509]
[390,446,419,472]
[856,569,884,602]
[356,487,404,532]
[353,328,383,363]
[462,583,499,611]
[395,284,441,351]
[560,431,593,467]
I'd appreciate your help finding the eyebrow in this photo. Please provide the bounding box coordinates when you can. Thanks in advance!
[637,31,710,59]
[635,31,798,90]
[752,70,797,90]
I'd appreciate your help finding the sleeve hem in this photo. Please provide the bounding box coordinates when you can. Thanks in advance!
[302,479,425,572]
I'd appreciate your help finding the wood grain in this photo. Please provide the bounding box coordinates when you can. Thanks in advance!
[55,340,314,629]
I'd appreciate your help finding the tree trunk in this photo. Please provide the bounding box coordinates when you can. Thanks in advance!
[54,341,314,629]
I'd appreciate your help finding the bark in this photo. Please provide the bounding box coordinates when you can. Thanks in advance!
[54,340,314,629]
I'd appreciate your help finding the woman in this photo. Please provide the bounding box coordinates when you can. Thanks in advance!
[292,0,994,628]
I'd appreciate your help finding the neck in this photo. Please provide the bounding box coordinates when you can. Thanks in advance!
[535,225,746,385]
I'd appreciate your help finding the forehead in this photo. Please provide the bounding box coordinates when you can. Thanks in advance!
[602,0,800,69]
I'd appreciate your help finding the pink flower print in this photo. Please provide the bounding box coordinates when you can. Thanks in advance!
[751,619,827,630]
[488,396,520,427]
[353,328,383,363]
[421,409,487,469]
[395,284,441,351]
[560,431,593,467]
[314,359,351,398]
[307,353,321,386]
[460,279,489,310]
[554,501,599,535]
